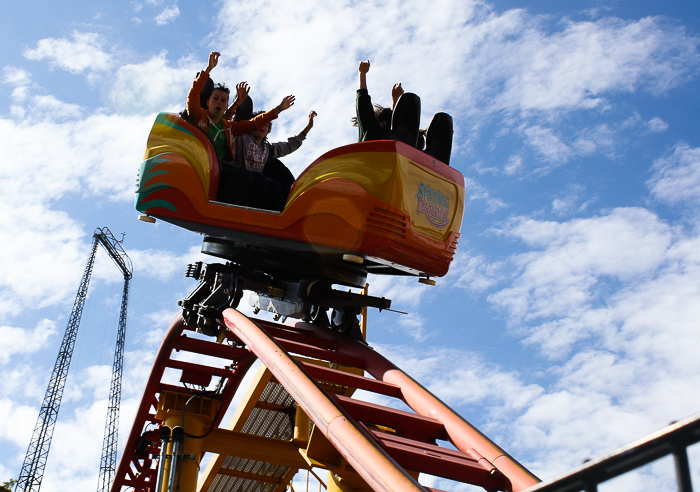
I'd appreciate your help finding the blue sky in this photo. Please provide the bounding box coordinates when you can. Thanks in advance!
[2,0,700,490]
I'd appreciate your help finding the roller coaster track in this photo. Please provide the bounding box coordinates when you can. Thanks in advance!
[112,304,700,492]
[111,309,539,492]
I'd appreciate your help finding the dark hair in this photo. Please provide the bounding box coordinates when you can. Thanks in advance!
[212,83,230,96]
[376,105,392,125]
[202,81,229,110]
[251,110,272,142]
[352,103,392,126]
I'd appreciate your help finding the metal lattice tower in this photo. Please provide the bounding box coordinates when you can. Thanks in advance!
[15,227,132,492]
[96,229,133,492]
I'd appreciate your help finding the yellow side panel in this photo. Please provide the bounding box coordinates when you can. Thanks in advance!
[290,150,464,243]
[401,157,463,241]
[143,115,212,198]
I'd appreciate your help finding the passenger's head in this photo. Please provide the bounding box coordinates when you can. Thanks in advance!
[251,110,272,143]
[375,105,392,130]
[350,103,392,130]
[206,84,230,120]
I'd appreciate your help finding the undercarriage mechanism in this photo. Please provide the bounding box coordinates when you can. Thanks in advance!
[178,260,392,341]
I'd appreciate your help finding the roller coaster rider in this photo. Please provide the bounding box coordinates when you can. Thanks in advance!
[355,59,454,165]
[186,52,295,210]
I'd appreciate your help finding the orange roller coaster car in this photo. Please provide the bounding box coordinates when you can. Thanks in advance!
[136,113,464,285]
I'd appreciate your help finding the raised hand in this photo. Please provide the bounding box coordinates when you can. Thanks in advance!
[235,81,250,102]
[301,111,317,136]
[358,60,370,74]
[206,51,220,73]
[308,111,317,125]
[278,95,296,112]
[392,82,404,109]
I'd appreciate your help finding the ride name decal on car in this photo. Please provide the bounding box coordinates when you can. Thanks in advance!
[415,182,449,228]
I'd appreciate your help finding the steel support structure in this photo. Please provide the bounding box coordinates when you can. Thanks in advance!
[97,228,133,492]
[15,227,132,492]
[111,308,540,492]
[221,308,540,492]
[15,235,100,492]
[111,315,258,492]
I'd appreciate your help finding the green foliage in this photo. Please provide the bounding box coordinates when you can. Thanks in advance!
[0,479,16,492]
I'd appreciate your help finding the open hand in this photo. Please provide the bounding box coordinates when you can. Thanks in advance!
[278,95,296,111]
[235,82,250,102]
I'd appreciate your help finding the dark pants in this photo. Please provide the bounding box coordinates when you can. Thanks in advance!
[263,158,295,202]
[217,161,286,211]
[217,159,296,212]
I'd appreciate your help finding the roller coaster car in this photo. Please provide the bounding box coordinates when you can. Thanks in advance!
[136,113,464,289]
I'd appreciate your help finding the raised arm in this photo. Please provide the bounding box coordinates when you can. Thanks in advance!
[229,95,294,137]
[358,60,370,90]
[224,81,250,119]
[391,82,404,109]
[186,52,220,121]
[204,51,219,75]
[300,111,317,136]
[269,111,317,160]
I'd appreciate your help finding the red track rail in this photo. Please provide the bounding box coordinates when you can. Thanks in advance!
[111,315,256,492]
[113,311,539,492]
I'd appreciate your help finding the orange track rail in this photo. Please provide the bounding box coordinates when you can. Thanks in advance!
[112,312,539,492]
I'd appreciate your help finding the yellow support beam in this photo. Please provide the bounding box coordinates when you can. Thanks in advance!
[200,427,308,468]
[155,392,218,492]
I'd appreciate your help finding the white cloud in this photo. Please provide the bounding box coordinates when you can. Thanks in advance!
[3,71,84,121]
[520,123,617,170]
[0,114,151,202]
[2,66,31,86]
[488,207,673,353]
[148,0,700,180]
[523,125,572,164]
[648,143,700,208]
[128,244,207,282]
[0,347,158,487]
[645,116,669,133]
[31,94,83,119]
[0,111,157,318]
[0,363,50,403]
[213,2,698,137]
[396,314,432,343]
[458,204,700,476]
[446,251,505,293]
[0,398,39,450]
[492,16,700,113]
[155,5,180,25]
[108,53,197,114]
[504,154,524,175]
[464,177,508,211]
[0,107,198,321]
[411,281,700,480]
[23,31,114,75]
[550,184,594,217]
[35,399,117,492]
[0,319,58,364]
[0,205,89,320]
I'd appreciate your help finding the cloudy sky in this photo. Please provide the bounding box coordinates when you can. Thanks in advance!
[1,0,700,490]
